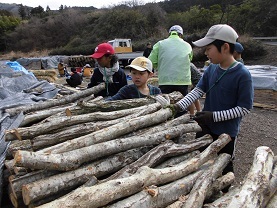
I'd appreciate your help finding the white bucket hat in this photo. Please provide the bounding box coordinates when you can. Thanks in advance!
[193,24,238,47]
[127,57,153,73]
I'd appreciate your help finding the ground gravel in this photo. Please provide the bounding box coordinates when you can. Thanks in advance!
[234,107,277,184]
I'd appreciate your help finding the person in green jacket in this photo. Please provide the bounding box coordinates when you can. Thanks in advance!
[148,25,193,98]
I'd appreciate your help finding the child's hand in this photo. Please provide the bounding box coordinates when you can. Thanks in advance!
[193,111,213,124]
[154,94,170,107]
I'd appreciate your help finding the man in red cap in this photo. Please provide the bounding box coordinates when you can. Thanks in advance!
[87,43,127,97]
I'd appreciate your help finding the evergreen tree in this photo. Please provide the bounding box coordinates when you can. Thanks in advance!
[18,4,26,20]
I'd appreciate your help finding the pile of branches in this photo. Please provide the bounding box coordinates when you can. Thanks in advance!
[3,84,277,208]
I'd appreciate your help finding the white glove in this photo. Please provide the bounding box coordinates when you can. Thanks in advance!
[154,94,170,107]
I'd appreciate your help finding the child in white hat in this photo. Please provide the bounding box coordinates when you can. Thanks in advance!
[106,57,161,100]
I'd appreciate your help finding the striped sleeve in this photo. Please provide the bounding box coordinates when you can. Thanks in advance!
[177,87,204,111]
[213,106,251,122]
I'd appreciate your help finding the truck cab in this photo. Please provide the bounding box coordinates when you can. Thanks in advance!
[108,39,133,53]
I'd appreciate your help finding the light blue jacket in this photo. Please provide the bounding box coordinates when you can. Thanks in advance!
[149,32,193,85]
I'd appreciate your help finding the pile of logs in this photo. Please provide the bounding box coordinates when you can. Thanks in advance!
[3,85,277,208]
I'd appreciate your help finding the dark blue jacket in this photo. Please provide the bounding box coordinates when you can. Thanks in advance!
[87,67,127,97]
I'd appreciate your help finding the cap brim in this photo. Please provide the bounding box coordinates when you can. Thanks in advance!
[91,53,105,59]
[192,37,215,47]
[127,65,152,73]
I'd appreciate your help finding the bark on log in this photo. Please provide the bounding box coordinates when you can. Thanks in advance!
[38,107,174,154]
[266,191,277,208]
[262,159,277,207]
[10,170,58,200]
[166,172,235,208]
[8,140,32,156]
[155,151,200,169]
[5,83,105,116]
[36,134,231,208]
[205,172,235,201]
[19,104,75,127]
[31,103,161,150]
[21,148,148,205]
[227,146,274,208]
[5,104,149,141]
[108,171,204,208]
[15,123,202,171]
[5,159,15,174]
[203,187,239,208]
[182,153,231,208]
[104,137,212,182]
[77,91,184,112]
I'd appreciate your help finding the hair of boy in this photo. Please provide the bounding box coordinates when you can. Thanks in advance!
[211,40,235,54]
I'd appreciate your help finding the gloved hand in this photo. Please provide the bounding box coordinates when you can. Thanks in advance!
[167,104,182,116]
[193,111,214,124]
[153,94,170,108]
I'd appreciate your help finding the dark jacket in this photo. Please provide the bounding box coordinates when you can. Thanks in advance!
[66,72,82,87]
[143,48,152,58]
[87,67,127,97]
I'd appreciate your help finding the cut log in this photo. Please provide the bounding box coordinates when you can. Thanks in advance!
[19,104,75,127]
[21,148,148,205]
[5,83,105,116]
[108,170,204,208]
[15,123,202,171]
[77,91,184,112]
[31,103,161,150]
[227,146,274,208]
[108,154,229,208]
[9,191,27,208]
[10,170,58,200]
[38,107,174,154]
[182,153,231,208]
[104,137,212,182]
[5,104,149,141]
[36,134,231,208]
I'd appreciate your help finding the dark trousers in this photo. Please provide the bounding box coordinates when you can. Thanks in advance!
[159,85,188,96]
[159,85,189,117]
[196,124,236,174]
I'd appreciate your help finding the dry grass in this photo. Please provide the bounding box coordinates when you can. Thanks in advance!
[0,50,50,60]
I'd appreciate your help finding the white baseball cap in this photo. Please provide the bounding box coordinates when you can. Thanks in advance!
[127,57,153,73]
[193,24,238,47]
[169,25,183,35]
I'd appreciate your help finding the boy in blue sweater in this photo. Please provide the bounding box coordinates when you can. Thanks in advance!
[158,24,254,174]
[107,57,161,100]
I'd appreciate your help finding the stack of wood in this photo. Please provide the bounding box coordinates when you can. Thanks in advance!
[29,69,58,83]
[3,85,276,208]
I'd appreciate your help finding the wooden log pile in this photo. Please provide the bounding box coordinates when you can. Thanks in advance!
[3,87,276,208]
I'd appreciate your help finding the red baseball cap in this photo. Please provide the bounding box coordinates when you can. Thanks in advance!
[91,43,115,59]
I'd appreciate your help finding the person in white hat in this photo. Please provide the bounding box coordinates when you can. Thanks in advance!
[106,57,162,100]
[157,24,254,176]
[148,25,193,105]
